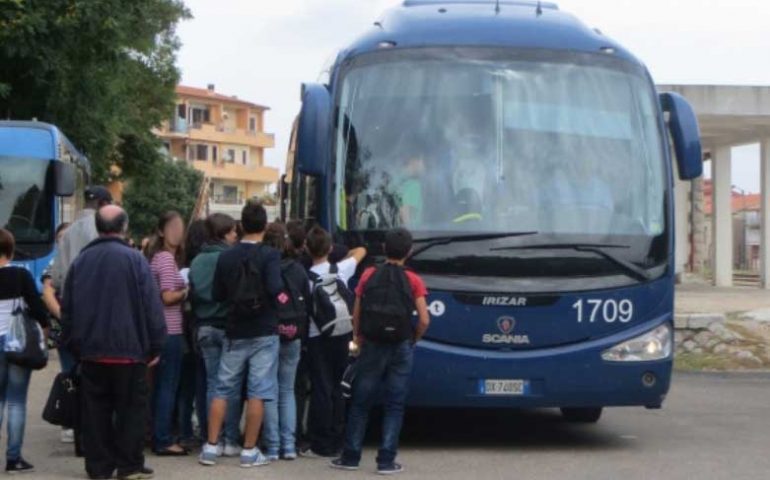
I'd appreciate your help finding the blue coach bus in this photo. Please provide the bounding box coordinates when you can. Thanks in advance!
[282,0,702,422]
[0,121,90,287]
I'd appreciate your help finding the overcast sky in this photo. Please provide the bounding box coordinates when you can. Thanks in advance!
[176,0,770,193]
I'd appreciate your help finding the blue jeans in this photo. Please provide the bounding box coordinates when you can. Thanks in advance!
[197,326,242,445]
[152,334,184,450]
[213,335,279,401]
[0,338,32,461]
[341,340,414,467]
[263,339,301,455]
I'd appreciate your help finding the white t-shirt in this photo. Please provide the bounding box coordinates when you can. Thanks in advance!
[308,257,358,338]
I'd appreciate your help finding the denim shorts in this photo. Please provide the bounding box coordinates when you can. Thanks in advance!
[214,335,279,401]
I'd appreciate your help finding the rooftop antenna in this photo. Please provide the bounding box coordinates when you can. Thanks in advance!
[535,1,543,16]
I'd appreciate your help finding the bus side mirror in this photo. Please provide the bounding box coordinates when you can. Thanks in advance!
[54,162,76,196]
[296,83,331,177]
[660,92,703,180]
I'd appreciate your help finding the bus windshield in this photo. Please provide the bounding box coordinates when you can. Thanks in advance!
[0,157,53,244]
[333,48,668,277]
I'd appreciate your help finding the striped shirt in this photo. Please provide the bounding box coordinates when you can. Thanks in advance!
[150,251,185,335]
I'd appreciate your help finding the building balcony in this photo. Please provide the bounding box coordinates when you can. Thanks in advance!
[211,194,243,205]
[192,159,279,184]
[156,119,275,149]
[187,122,274,148]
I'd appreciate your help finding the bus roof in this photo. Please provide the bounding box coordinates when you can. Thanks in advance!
[0,120,90,175]
[338,1,640,67]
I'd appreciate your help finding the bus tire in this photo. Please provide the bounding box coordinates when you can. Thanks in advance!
[560,407,603,423]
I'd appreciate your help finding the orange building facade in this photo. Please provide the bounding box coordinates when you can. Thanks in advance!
[155,84,278,216]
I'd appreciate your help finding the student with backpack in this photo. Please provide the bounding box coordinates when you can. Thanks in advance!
[188,213,242,456]
[331,228,430,475]
[302,227,366,458]
[261,223,311,461]
[198,201,284,468]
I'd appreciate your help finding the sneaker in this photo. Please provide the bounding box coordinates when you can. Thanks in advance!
[299,446,336,458]
[198,443,219,466]
[282,449,297,461]
[240,447,269,468]
[330,458,359,471]
[222,443,241,457]
[5,458,34,474]
[377,463,404,475]
[60,428,75,444]
[118,466,154,480]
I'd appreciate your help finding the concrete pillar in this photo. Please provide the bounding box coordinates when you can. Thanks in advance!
[761,139,770,289]
[691,176,706,274]
[712,146,733,287]
[674,175,691,277]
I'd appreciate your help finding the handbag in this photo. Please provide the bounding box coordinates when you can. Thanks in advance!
[5,297,49,370]
[42,371,78,428]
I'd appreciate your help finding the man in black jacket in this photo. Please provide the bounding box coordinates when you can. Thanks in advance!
[62,205,166,480]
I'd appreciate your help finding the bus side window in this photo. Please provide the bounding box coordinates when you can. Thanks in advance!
[289,172,318,225]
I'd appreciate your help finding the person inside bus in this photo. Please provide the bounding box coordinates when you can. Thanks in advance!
[452,188,484,225]
[395,143,426,228]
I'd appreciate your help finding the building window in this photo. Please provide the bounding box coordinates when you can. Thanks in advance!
[177,104,186,119]
[242,151,247,165]
[191,106,210,126]
[194,144,208,161]
[212,145,218,163]
[227,149,236,163]
[217,185,240,205]
[249,117,256,132]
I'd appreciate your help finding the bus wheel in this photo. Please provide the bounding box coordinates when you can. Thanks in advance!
[560,407,603,423]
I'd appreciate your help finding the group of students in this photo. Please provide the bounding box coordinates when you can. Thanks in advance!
[0,184,430,478]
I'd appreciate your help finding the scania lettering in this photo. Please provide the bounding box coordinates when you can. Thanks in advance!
[0,121,90,288]
[282,0,702,422]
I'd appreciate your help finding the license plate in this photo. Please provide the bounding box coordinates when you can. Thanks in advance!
[480,379,527,396]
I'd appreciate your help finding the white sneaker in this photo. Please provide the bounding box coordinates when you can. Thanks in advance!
[240,447,269,468]
[198,443,219,466]
[223,443,241,457]
[60,429,75,444]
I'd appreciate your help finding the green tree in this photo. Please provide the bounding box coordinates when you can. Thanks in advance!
[122,158,203,239]
[0,0,190,181]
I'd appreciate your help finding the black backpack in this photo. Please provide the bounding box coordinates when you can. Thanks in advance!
[276,259,309,341]
[309,264,355,337]
[229,246,268,322]
[360,264,415,343]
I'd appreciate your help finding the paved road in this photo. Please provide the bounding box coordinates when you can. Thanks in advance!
[23,367,770,480]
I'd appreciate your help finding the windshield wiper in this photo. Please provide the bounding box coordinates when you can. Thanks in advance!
[409,232,539,260]
[490,243,651,282]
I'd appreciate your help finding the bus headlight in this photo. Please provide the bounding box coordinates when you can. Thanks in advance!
[601,324,672,362]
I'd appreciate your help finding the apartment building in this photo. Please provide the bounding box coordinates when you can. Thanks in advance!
[156,84,278,217]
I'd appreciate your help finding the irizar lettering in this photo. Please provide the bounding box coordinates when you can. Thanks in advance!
[482,296,527,306]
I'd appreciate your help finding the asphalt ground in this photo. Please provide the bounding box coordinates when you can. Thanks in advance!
[21,366,770,480]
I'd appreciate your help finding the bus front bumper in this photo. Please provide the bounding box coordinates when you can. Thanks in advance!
[407,320,673,409]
